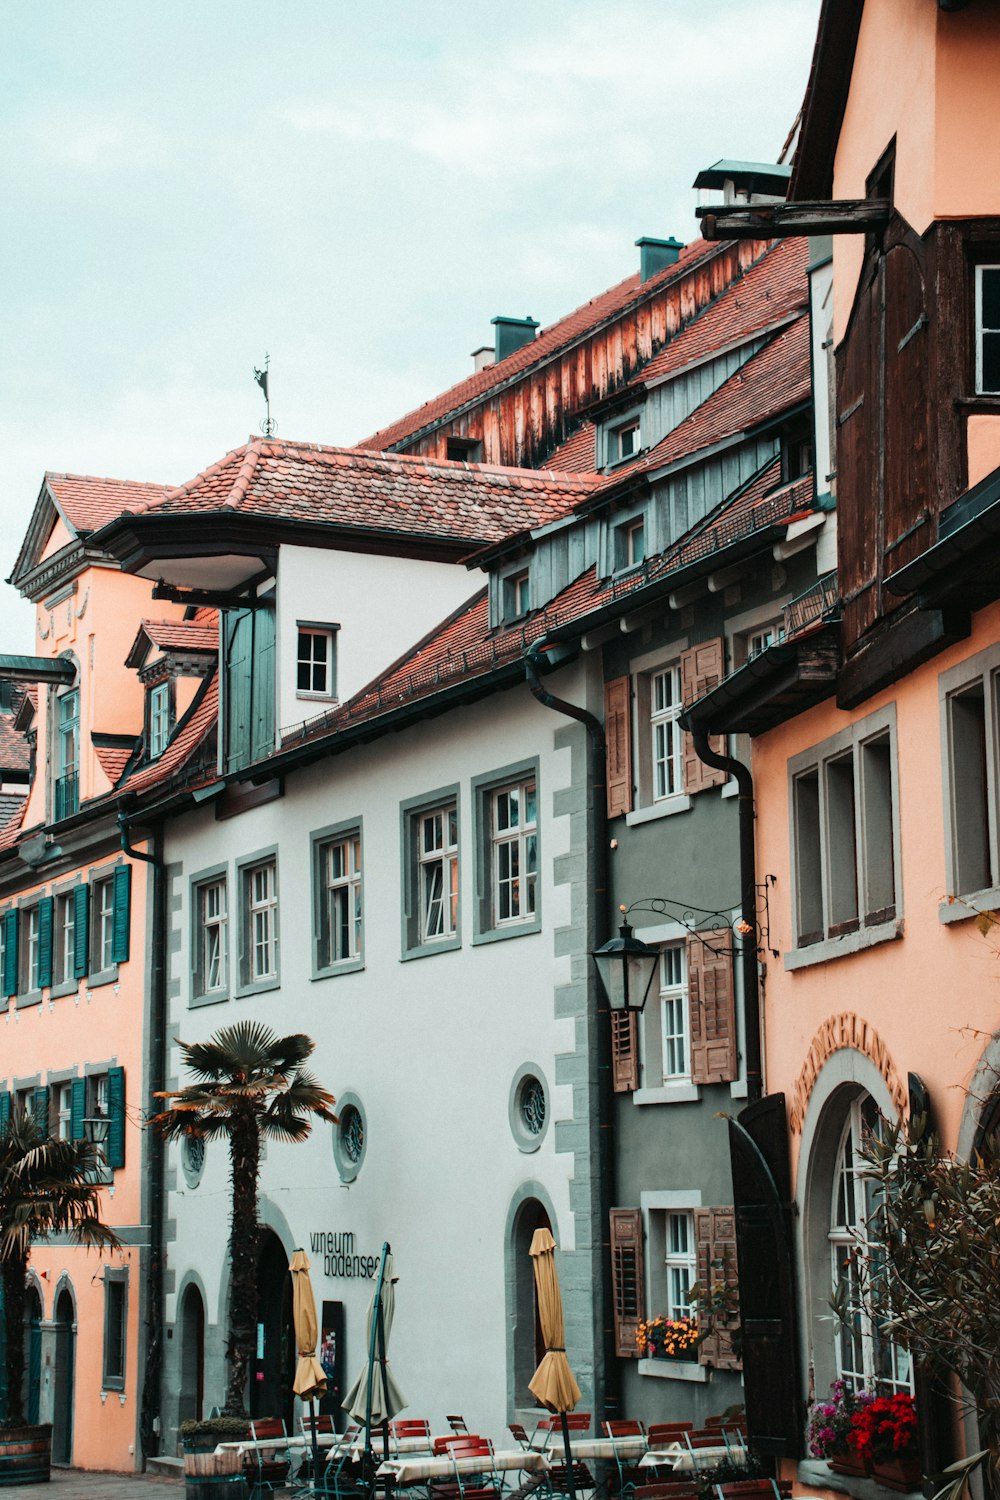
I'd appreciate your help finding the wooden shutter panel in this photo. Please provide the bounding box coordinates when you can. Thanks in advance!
[73,885,90,979]
[111,865,132,965]
[610,1207,645,1357]
[107,1066,126,1170]
[604,676,633,818]
[223,610,253,773]
[610,1010,639,1093]
[251,607,277,764]
[70,1077,86,1141]
[0,1093,10,1132]
[680,639,727,794]
[688,935,737,1084]
[32,1087,48,1136]
[37,898,54,990]
[695,1207,741,1371]
[2,912,17,997]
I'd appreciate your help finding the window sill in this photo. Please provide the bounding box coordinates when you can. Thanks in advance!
[87,968,119,990]
[797,1459,921,1500]
[235,976,281,999]
[637,1357,706,1383]
[50,980,79,1001]
[296,692,339,704]
[939,887,1000,925]
[312,957,365,981]
[472,919,541,947]
[625,795,692,827]
[400,936,461,963]
[784,917,903,971]
[190,989,230,1008]
[633,1082,701,1106]
[15,989,42,1010]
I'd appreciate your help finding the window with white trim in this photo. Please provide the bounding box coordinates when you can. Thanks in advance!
[612,420,640,464]
[658,946,689,1082]
[651,665,683,801]
[242,859,278,985]
[297,626,337,698]
[148,681,172,758]
[503,570,531,622]
[21,905,41,993]
[975,264,1000,395]
[491,779,537,926]
[940,645,1000,901]
[663,1211,697,1322]
[417,806,458,943]
[614,517,646,573]
[194,878,228,999]
[53,892,75,987]
[51,1080,72,1140]
[317,834,362,969]
[92,875,115,974]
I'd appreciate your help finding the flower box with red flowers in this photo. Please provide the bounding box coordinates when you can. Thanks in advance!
[847,1393,921,1492]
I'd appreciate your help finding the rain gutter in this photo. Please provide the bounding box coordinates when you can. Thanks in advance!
[522,638,621,1420]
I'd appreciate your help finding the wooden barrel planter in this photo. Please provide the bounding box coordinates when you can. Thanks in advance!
[0,1424,52,1486]
[183,1444,249,1500]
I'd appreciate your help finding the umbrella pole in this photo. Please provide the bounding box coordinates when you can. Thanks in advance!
[309,1395,320,1492]
[364,1243,390,1473]
[559,1413,577,1500]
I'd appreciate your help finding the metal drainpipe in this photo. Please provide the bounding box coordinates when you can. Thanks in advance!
[687,728,763,1105]
[523,641,620,1419]
[118,811,166,1464]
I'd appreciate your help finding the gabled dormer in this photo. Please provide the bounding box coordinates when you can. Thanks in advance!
[125,614,218,764]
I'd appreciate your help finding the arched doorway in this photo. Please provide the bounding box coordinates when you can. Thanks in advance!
[24,1287,42,1427]
[253,1230,294,1425]
[52,1288,75,1465]
[511,1199,551,1406]
[179,1285,205,1426]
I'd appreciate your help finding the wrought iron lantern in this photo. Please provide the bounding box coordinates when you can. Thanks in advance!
[83,1116,112,1185]
[591,919,659,1014]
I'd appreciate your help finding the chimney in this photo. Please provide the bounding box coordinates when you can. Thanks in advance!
[471,345,495,373]
[492,316,539,363]
[635,236,684,283]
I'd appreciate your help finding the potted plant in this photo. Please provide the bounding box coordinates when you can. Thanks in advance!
[635,1314,700,1361]
[848,1393,920,1493]
[179,1418,251,1499]
[807,1379,874,1477]
[0,1107,119,1486]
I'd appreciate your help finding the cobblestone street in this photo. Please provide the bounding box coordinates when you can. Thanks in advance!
[4,1472,181,1498]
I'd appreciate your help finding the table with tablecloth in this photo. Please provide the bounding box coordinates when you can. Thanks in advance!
[639,1442,748,1472]
[377,1448,551,1486]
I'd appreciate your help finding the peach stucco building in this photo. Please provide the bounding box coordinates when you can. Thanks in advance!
[683,0,1000,1491]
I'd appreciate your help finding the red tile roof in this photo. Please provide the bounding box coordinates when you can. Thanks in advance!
[140,619,219,654]
[356,239,721,450]
[545,423,598,474]
[121,440,601,547]
[593,313,811,492]
[44,473,172,535]
[120,674,219,796]
[94,743,135,787]
[0,716,30,774]
[0,798,26,852]
[626,238,809,391]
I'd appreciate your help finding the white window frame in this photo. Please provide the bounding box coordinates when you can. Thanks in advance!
[52,1080,73,1140]
[57,688,79,780]
[633,923,700,1106]
[786,705,901,971]
[638,1190,707,1383]
[197,878,228,997]
[22,904,41,994]
[658,946,689,1083]
[503,569,531,622]
[321,835,362,966]
[614,516,646,573]
[242,858,278,986]
[296,624,338,699]
[92,876,115,976]
[651,664,683,802]
[664,1210,697,1322]
[490,779,538,927]
[626,639,693,827]
[148,681,171,758]
[417,805,459,944]
[939,642,1000,918]
[975,264,1000,395]
[53,891,75,988]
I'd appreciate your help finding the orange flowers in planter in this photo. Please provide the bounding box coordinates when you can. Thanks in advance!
[635,1315,700,1360]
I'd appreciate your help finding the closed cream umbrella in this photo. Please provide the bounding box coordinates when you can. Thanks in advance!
[290,1249,327,1485]
[344,1243,407,1469]
[528,1227,582,1500]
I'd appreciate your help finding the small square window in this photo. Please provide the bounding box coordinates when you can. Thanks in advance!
[297,627,338,698]
[613,421,640,462]
[503,570,531,622]
[614,517,646,573]
[316,834,362,971]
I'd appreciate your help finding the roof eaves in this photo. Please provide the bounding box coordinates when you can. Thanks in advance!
[788,0,865,201]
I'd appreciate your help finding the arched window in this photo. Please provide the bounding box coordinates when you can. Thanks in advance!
[829,1096,912,1394]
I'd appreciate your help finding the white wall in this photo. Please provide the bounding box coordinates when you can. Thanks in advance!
[276,545,479,733]
[163,668,589,1438]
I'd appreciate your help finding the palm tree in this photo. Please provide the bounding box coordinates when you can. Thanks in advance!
[0,1108,120,1427]
[153,1021,337,1416]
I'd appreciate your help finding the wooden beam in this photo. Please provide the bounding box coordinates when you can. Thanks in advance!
[696,199,891,241]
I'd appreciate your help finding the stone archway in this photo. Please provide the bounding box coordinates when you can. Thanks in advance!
[24,1286,42,1428]
[179,1283,205,1426]
[252,1228,294,1425]
[509,1198,552,1409]
[51,1287,75,1465]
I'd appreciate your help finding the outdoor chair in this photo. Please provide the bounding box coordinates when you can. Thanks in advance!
[533,1417,596,1500]
[602,1419,646,1500]
[309,1429,368,1500]
[447,1415,471,1435]
[645,1426,693,1448]
[509,1423,533,1451]
[430,1436,500,1500]
[392,1419,433,1447]
[246,1417,291,1497]
[296,1414,337,1483]
[713,1483,791,1500]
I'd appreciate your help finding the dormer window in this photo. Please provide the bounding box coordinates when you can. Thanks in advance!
[503,570,531,622]
[614,421,640,463]
[296,624,338,700]
[614,516,646,573]
[148,682,172,759]
[976,266,1000,395]
[54,688,79,819]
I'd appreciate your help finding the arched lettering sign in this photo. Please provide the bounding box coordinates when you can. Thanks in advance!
[789,1012,908,1133]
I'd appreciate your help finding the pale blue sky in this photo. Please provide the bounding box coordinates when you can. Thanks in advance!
[0,0,819,646]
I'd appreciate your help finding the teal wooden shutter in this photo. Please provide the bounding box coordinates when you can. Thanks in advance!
[73,885,90,979]
[111,865,131,965]
[32,1087,48,1135]
[2,912,17,997]
[107,1066,125,1170]
[37,898,54,989]
[70,1078,86,1141]
[223,610,254,772]
[0,1093,10,1132]
[0,1280,6,1419]
[250,607,276,763]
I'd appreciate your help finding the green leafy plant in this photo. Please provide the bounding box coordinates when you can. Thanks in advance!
[153,1022,337,1416]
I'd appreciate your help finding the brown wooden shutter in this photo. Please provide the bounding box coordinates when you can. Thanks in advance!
[688,934,737,1084]
[680,639,727,793]
[610,1207,645,1358]
[604,676,633,818]
[610,1010,639,1093]
[695,1206,741,1371]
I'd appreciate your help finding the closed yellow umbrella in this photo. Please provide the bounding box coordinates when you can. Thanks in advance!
[290,1249,327,1484]
[528,1227,582,1500]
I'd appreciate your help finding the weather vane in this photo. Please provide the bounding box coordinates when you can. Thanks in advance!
[253,353,276,437]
